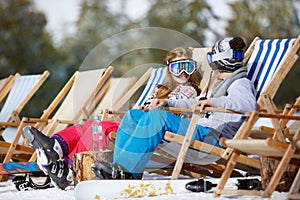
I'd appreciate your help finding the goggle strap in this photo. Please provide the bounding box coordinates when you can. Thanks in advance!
[168,59,194,64]
[211,49,243,62]
[211,50,232,62]
[233,50,243,59]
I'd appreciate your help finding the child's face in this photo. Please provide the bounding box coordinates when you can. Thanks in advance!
[169,55,191,84]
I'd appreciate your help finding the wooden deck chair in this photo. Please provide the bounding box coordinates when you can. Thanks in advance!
[0,71,50,163]
[192,47,215,94]
[100,66,167,121]
[215,94,300,198]
[0,71,50,141]
[0,67,113,168]
[161,36,300,180]
[100,49,215,177]
[87,76,138,120]
[0,74,19,105]
[133,67,167,109]
[100,47,212,121]
[70,48,214,181]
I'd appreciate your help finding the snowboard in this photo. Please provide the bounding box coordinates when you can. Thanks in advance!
[0,162,41,175]
[75,179,193,200]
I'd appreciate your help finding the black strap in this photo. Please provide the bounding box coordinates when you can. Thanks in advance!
[12,174,52,191]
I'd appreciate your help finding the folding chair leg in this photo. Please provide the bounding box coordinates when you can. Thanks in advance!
[171,113,200,179]
[2,121,35,164]
[263,128,300,197]
[214,151,240,197]
[288,167,300,200]
[215,127,300,198]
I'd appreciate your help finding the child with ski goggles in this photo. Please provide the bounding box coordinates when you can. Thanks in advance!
[144,47,201,108]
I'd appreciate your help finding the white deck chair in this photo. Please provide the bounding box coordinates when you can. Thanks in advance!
[0,71,50,143]
[100,67,167,121]
[0,74,18,105]
[93,77,138,113]
[1,67,113,166]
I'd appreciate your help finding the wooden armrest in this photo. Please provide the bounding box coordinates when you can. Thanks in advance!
[100,109,126,115]
[164,107,192,114]
[140,106,242,115]
[250,129,273,139]
[198,107,243,115]
[258,113,300,120]
[0,121,19,127]
[57,120,76,125]
[22,117,50,123]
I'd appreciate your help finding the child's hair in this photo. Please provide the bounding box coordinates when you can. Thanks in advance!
[164,47,201,91]
[165,47,193,63]
[153,84,172,99]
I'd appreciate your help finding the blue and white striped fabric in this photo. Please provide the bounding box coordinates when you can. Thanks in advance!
[0,74,42,122]
[133,67,167,109]
[246,38,295,98]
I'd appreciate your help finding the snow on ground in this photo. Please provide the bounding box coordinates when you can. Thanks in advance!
[0,174,289,200]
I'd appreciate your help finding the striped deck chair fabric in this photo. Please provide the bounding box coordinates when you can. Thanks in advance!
[0,71,49,142]
[133,67,167,109]
[0,75,43,122]
[246,38,296,98]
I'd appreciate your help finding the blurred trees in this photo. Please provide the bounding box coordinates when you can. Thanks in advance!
[143,0,214,46]
[0,0,67,117]
[226,0,300,107]
[61,0,130,75]
[61,0,213,76]
[227,0,299,46]
[0,0,61,75]
[0,0,299,116]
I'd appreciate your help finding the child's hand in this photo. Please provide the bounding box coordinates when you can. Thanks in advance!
[192,99,212,112]
[149,99,168,110]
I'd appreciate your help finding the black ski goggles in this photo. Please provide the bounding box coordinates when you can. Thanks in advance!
[168,59,196,76]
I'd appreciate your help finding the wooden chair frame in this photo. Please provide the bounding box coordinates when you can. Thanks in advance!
[215,94,300,198]
[0,74,19,105]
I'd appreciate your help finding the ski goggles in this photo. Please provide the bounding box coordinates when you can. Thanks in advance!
[206,49,243,64]
[168,59,196,76]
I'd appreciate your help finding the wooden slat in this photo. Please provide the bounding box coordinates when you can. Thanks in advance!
[166,132,261,169]
[170,113,200,180]
[113,68,153,111]
[0,141,34,155]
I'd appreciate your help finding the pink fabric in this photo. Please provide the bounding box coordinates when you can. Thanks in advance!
[56,120,120,160]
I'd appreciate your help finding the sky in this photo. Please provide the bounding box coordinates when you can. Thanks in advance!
[33,0,232,45]
[33,0,151,44]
